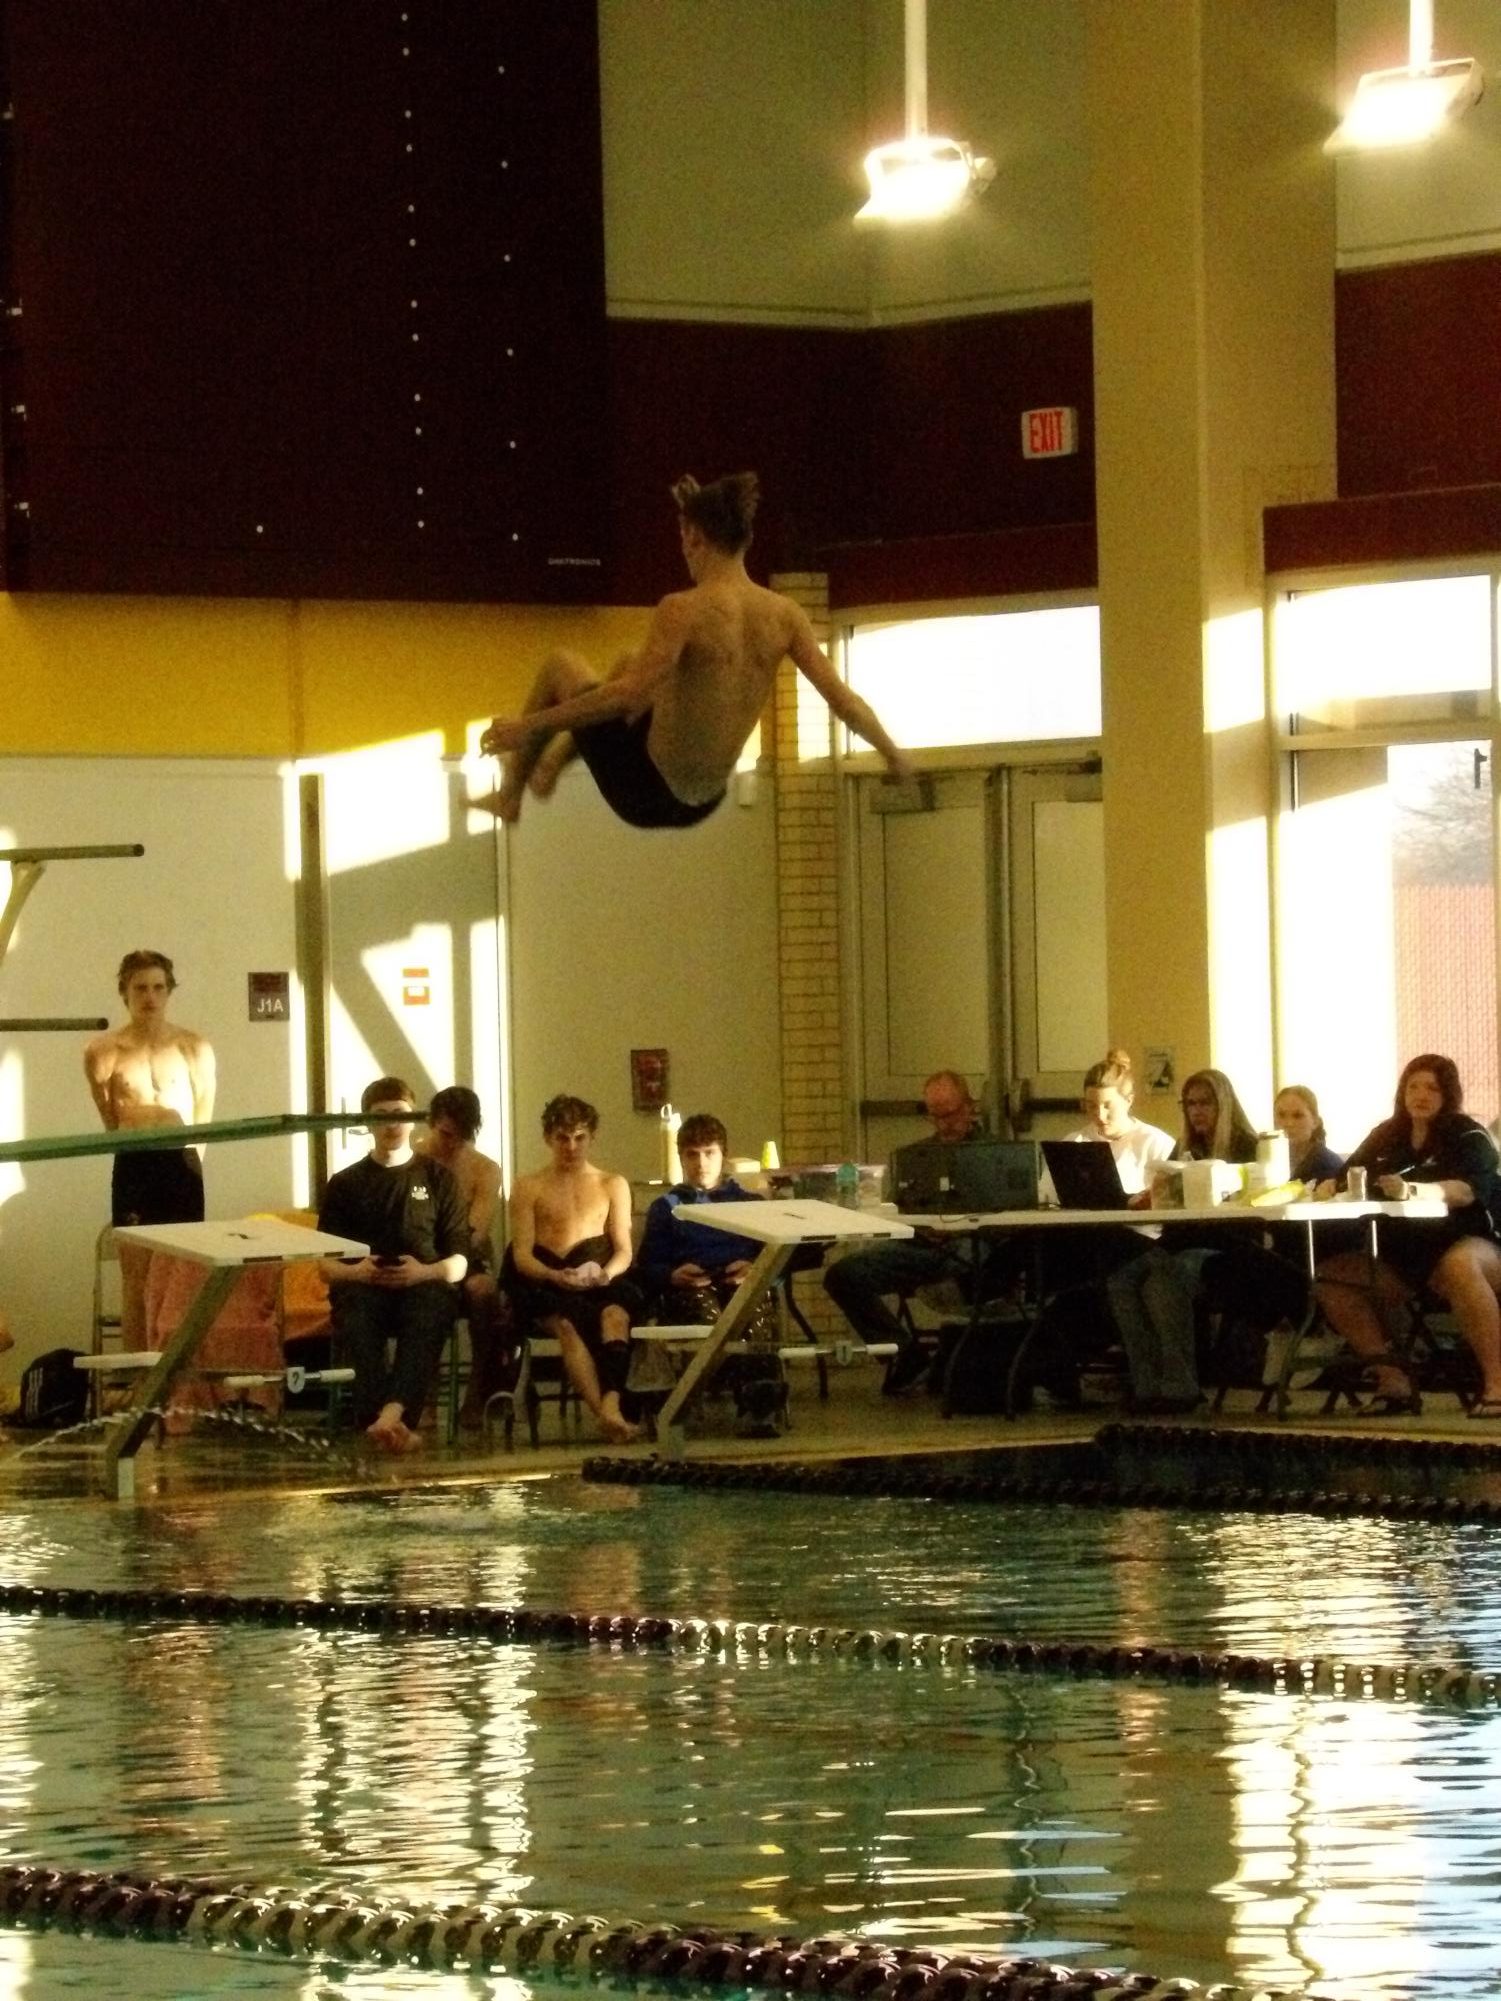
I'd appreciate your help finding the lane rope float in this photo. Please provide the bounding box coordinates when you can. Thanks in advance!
[0,1581,1493,1709]
[582,1441,1501,1526]
[0,1861,1301,1998]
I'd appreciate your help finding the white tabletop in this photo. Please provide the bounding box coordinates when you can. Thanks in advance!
[112,1218,369,1268]
[680,1198,914,1244]
[898,1197,1447,1231]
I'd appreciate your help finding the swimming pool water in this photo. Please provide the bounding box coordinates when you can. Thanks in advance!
[2,1479,1500,1998]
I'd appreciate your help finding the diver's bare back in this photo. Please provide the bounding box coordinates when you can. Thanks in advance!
[645,578,800,805]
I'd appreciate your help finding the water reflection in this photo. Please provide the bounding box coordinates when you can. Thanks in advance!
[0,1483,1498,1996]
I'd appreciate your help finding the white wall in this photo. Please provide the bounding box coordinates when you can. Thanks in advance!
[861,0,1092,321]
[599,0,871,324]
[317,749,505,1183]
[0,759,301,1367]
[1336,0,1501,265]
[598,0,1093,327]
[506,763,781,1188]
[601,0,1501,330]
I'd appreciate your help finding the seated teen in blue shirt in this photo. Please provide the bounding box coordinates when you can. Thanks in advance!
[637,1112,767,1329]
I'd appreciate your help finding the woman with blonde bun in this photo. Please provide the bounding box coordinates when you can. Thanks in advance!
[1065,1049,1175,1196]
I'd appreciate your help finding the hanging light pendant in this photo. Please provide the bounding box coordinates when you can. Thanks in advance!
[857,0,993,223]
[1326,0,1483,153]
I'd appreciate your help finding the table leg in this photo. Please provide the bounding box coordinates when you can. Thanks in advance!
[100,1263,242,1498]
[657,1241,796,1456]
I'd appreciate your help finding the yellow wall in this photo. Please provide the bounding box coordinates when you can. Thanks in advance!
[0,593,649,760]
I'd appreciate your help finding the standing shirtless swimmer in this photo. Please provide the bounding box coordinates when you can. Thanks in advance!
[505,1094,644,1443]
[478,472,913,828]
[84,949,217,1344]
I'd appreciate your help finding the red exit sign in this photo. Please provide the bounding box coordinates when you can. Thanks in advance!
[1021,406,1077,459]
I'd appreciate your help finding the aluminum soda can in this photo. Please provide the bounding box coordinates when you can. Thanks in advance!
[1346,1165,1368,1202]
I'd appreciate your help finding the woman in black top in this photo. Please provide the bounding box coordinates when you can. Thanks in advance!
[1315,1053,1501,1416]
[1273,1084,1344,1188]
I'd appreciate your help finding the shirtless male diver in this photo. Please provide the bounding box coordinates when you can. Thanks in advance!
[84,949,217,1345]
[478,472,913,828]
[416,1083,509,1426]
[504,1094,643,1443]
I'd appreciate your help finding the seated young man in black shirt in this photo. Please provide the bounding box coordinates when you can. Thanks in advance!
[318,1074,469,1452]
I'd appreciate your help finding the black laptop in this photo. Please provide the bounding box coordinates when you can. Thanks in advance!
[891,1138,1041,1215]
[1040,1138,1130,1211]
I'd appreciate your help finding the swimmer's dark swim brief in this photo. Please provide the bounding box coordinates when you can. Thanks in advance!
[571,712,724,830]
[111,1147,205,1228]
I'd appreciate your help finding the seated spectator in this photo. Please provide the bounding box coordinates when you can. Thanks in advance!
[505,1093,644,1443]
[824,1067,1015,1391]
[1274,1084,1343,1186]
[1030,1051,1175,1404]
[1316,1054,1501,1417]
[1106,1067,1264,1414]
[418,1085,510,1426]
[637,1112,788,1427]
[318,1075,468,1453]
[637,1112,767,1324]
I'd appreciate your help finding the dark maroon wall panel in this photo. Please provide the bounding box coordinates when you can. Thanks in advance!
[0,0,606,601]
[602,303,1095,606]
[603,318,874,605]
[1337,253,1501,499]
[826,521,1096,611]
[865,305,1095,542]
[1265,482,1501,575]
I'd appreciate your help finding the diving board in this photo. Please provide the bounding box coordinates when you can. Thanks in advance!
[100,1216,366,1499]
[655,1199,912,1454]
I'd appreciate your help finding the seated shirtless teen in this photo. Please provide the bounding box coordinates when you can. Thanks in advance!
[478,471,912,829]
[505,1094,644,1443]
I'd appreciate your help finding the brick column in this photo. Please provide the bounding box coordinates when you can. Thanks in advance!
[771,571,846,1337]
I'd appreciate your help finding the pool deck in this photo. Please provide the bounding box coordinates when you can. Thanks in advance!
[6,1364,1501,1507]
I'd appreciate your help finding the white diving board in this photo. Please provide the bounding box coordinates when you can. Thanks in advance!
[653,1199,911,1451]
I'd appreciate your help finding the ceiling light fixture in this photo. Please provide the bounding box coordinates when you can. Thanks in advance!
[857,0,993,223]
[1326,0,1483,153]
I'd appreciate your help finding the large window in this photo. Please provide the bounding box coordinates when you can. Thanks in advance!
[1275,572,1500,1150]
[843,604,1100,752]
[1276,574,1491,733]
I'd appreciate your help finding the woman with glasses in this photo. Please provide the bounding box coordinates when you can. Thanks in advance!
[1315,1054,1501,1417]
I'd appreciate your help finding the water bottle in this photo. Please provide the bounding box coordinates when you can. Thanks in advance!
[835,1161,859,1210]
[660,1103,682,1185]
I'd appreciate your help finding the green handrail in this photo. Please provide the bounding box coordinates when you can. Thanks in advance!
[0,1109,418,1166]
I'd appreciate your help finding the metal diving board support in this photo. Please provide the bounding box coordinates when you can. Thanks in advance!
[655,1199,913,1458]
[0,841,145,1007]
[96,1217,368,1500]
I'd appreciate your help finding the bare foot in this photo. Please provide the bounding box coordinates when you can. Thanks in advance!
[598,1400,642,1445]
[365,1406,406,1451]
[528,733,576,798]
[471,786,522,824]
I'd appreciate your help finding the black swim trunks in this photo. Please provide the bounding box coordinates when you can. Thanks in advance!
[111,1147,205,1228]
[571,711,725,830]
[503,1236,644,1357]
